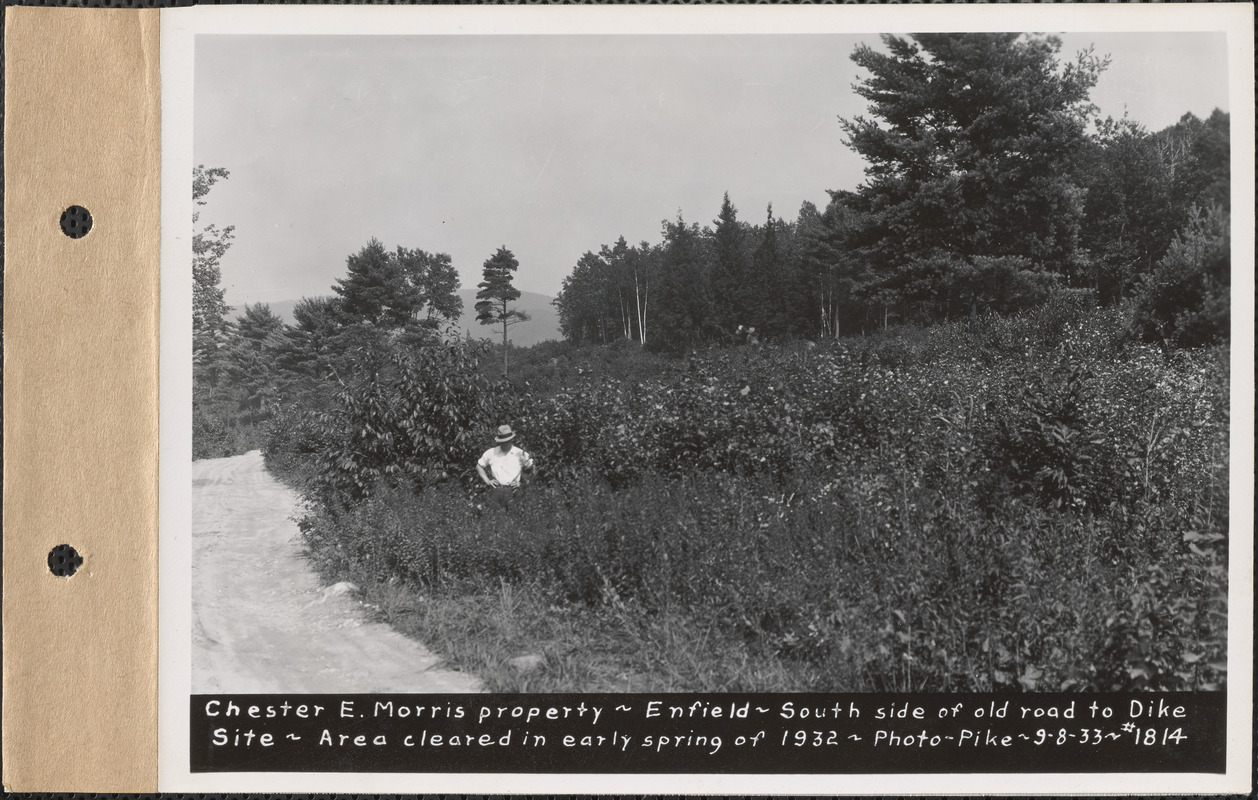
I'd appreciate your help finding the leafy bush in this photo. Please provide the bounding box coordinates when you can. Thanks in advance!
[1131,206,1230,348]
[193,397,266,459]
[1092,528,1228,691]
[305,338,498,508]
[261,404,324,489]
[981,355,1117,511]
[284,305,1228,691]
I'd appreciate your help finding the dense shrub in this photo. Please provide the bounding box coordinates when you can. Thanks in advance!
[261,404,324,489]
[303,338,498,508]
[193,398,266,459]
[981,356,1118,511]
[1131,206,1230,348]
[283,304,1228,691]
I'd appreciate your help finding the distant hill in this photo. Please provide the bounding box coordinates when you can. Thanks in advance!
[457,289,561,348]
[231,290,562,347]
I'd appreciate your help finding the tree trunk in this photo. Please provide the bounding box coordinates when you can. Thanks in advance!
[634,274,645,345]
[639,289,649,344]
[641,286,649,346]
[621,294,631,340]
[501,300,509,377]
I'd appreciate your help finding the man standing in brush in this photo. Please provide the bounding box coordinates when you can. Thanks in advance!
[477,424,535,511]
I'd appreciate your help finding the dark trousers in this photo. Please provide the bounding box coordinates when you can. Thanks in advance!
[489,485,516,511]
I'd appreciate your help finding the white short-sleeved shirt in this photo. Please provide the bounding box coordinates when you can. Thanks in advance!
[478,445,534,487]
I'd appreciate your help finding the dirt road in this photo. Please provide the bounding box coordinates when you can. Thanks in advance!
[191,451,480,693]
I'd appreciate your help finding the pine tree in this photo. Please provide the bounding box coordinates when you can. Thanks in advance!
[274,297,341,394]
[332,238,412,328]
[556,251,613,345]
[753,202,804,337]
[475,246,530,375]
[839,34,1106,319]
[222,303,286,424]
[652,213,712,352]
[709,192,749,335]
[330,240,463,354]
[1079,118,1175,303]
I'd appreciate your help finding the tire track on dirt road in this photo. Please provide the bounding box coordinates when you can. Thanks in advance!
[192,450,480,693]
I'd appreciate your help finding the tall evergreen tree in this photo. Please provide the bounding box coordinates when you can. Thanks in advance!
[652,213,713,352]
[475,246,530,375]
[839,34,1106,319]
[1079,118,1175,303]
[330,239,463,351]
[275,297,341,390]
[332,238,412,328]
[222,303,286,424]
[556,251,613,344]
[749,203,780,332]
[709,193,750,335]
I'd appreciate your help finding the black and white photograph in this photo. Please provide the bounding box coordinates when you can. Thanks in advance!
[159,4,1252,793]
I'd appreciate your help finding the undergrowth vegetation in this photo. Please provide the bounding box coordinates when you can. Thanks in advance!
[268,295,1229,692]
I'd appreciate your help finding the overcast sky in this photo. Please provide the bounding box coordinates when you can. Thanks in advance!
[193,32,1229,305]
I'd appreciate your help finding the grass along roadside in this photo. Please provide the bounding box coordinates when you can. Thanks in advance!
[355,577,810,693]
